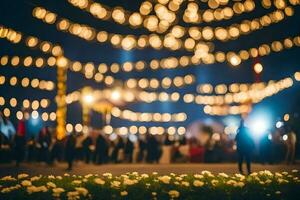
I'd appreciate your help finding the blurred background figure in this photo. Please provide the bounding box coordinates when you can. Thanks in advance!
[14,115,26,167]
[65,132,76,170]
[285,126,297,164]
[146,134,160,163]
[235,118,255,175]
[82,133,93,164]
[0,111,15,163]
[95,133,108,164]
[124,137,134,163]
[37,127,51,163]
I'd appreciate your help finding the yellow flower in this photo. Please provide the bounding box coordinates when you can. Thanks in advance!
[111,181,121,188]
[1,176,16,181]
[234,182,245,188]
[21,180,32,187]
[94,178,105,185]
[72,180,82,185]
[181,181,190,187]
[193,180,204,187]
[75,187,89,196]
[158,176,171,184]
[52,187,65,197]
[123,178,137,185]
[211,179,219,186]
[17,173,29,179]
[30,176,41,182]
[47,182,56,188]
[168,190,180,198]
[219,173,229,178]
[120,191,128,196]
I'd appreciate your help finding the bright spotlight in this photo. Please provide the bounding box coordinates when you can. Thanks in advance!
[83,94,94,105]
[111,90,121,101]
[248,117,270,138]
[31,111,39,119]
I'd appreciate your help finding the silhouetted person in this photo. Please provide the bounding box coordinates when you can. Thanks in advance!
[82,134,93,163]
[14,118,26,167]
[124,137,134,163]
[27,136,36,162]
[95,134,108,164]
[259,132,272,164]
[137,138,146,162]
[146,135,160,163]
[235,119,255,175]
[285,126,297,164]
[111,136,124,163]
[37,127,51,163]
[65,133,76,170]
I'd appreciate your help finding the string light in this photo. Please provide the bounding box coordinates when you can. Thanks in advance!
[0,74,55,91]
[110,107,187,123]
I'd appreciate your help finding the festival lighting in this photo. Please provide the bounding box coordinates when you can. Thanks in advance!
[276,121,284,128]
[254,63,263,74]
[284,113,290,121]
[247,112,271,138]
[82,93,95,105]
[282,134,288,141]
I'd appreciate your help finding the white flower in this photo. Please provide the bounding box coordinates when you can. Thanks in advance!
[211,179,219,186]
[141,174,149,178]
[27,186,48,194]
[75,187,89,196]
[47,182,56,188]
[103,173,112,177]
[94,178,105,185]
[158,175,171,184]
[52,187,65,197]
[30,176,41,182]
[72,180,82,185]
[120,191,128,196]
[275,173,283,177]
[194,174,204,179]
[226,180,237,185]
[56,176,63,180]
[48,175,55,179]
[123,178,137,185]
[181,181,190,187]
[21,180,32,187]
[275,191,281,195]
[234,182,245,188]
[17,174,29,179]
[1,176,16,181]
[175,177,183,181]
[219,173,229,178]
[84,174,93,178]
[152,192,157,196]
[193,180,204,187]
[292,169,298,173]
[111,181,121,188]
[168,190,180,198]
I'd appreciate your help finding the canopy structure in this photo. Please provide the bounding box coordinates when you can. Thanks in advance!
[0,0,300,139]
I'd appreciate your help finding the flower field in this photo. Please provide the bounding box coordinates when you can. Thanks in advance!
[1,170,300,200]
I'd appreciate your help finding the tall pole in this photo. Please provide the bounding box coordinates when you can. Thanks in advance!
[56,56,68,140]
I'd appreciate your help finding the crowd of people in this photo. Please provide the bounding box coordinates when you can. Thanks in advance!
[0,111,298,172]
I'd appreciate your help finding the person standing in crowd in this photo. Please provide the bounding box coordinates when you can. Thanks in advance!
[124,137,134,163]
[95,133,108,164]
[0,112,15,163]
[14,116,26,167]
[146,135,161,163]
[285,126,297,164]
[82,134,93,163]
[111,135,124,163]
[27,136,36,162]
[65,132,76,170]
[37,127,51,163]
[235,119,255,175]
[75,133,85,161]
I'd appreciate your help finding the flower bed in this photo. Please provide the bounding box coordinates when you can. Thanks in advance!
[1,170,299,200]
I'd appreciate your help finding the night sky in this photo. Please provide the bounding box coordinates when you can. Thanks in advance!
[1,0,300,134]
